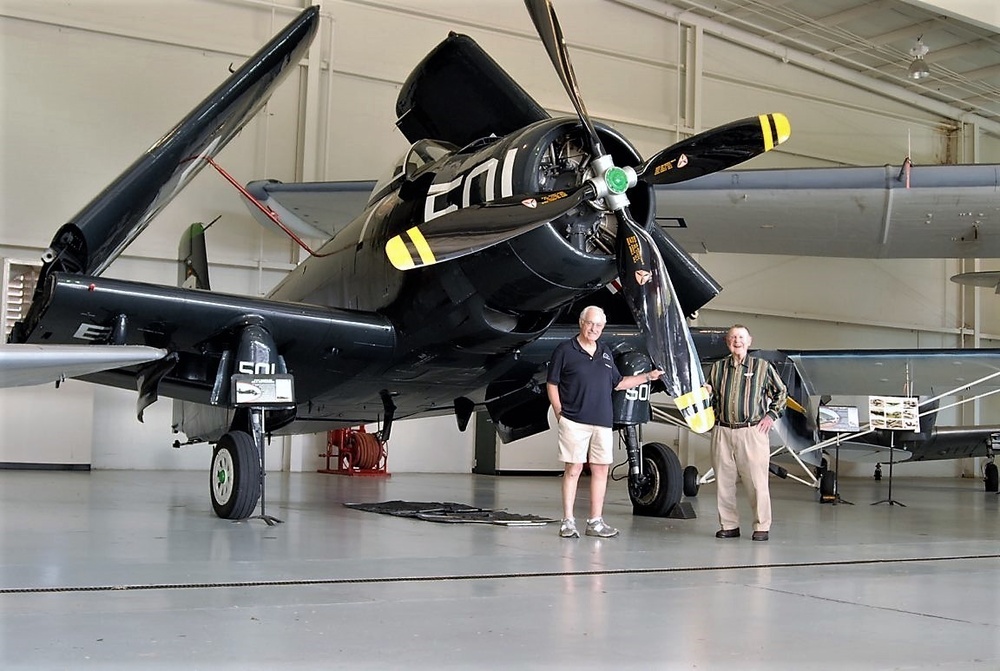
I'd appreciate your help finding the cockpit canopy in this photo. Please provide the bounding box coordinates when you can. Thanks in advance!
[369,138,457,205]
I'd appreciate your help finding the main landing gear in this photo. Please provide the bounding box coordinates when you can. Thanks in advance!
[621,424,684,517]
[612,349,689,518]
[211,430,260,520]
[211,407,282,525]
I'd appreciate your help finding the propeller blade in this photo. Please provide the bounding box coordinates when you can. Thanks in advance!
[636,113,791,186]
[523,0,603,156]
[385,185,593,270]
[614,208,713,433]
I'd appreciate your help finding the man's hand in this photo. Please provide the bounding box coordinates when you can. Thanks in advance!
[757,415,775,433]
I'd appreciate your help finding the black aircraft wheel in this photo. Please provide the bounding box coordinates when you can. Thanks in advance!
[211,431,261,520]
[819,470,837,501]
[629,442,683,517]
[985,463,999,493]
[683,465,700,498]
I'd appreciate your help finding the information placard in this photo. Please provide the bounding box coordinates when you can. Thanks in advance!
[231,374,295,406]
[867,395,919,431]
[818,405,860,432]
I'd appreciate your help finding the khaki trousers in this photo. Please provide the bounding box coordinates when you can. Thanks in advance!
[711,425,771,532]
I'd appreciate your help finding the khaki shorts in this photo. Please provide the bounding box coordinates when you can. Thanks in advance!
[557,416,614,465]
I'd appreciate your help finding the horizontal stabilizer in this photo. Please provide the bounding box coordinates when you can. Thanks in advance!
[951,271,1000,294]
[829,442,915,463]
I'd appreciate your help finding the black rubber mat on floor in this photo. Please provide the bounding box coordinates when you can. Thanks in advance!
[344,501,555,525]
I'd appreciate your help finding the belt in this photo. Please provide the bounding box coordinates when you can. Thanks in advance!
[716,420,759,429]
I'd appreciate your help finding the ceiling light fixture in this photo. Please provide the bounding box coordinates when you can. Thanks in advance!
[908,37,930,80]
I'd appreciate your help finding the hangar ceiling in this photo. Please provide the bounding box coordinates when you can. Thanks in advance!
[619,0,1000,130]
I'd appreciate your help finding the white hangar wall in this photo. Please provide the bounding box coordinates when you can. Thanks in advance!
[0,0,995,476]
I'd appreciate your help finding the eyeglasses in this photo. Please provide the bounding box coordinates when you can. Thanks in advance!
[582,320,606,328]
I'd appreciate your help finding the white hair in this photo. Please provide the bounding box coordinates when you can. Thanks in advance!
[579,305,607,323]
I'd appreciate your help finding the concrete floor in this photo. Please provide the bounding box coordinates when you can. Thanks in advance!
[1,467,997,670]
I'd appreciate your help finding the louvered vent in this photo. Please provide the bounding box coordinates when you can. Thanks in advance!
[2,259,41,340]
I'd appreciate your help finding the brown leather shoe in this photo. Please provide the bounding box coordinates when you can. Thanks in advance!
[752,531,769,541]
[715,528,740,538]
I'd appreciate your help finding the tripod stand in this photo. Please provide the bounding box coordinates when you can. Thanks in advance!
[247,406,283,526]
[872,431,905,507]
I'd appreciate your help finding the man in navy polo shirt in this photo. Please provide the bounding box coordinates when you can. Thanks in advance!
[546,306,663,538]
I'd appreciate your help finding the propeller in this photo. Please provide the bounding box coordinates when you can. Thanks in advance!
[386,0,792,433]
[635,113,790,185]
[385,112,790,271]
[386,186,594,270]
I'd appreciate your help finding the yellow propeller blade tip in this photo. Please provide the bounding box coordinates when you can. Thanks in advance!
[684,408,716,434]
[674,386,715,434]
[772,113,791,144]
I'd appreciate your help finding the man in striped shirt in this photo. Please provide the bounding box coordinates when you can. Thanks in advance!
[705,324,787,541]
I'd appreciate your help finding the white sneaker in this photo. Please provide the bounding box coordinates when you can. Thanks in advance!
[585,518,619,538]
[559,518,580,538]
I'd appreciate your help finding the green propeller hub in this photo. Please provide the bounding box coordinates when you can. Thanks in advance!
[605,166,630,195]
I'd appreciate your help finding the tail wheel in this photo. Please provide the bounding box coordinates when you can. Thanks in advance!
[211,431,261,520]
[629,442,683,517]
[683,465,700,497]
[985,462,998,492]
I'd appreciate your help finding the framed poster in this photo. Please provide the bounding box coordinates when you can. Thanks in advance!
[868,396,919,431]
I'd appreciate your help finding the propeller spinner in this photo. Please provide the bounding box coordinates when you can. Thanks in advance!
[386,0,792,433]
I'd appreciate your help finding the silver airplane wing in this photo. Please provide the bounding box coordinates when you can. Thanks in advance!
[247,164,1000,260]
[656,163,1000,258]
[0,344,168,388]
[782,349,1000,397]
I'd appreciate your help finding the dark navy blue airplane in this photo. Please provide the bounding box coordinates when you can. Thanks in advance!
[14,2,993,521]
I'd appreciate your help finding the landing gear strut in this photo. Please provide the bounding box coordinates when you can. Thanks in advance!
[247,407,282,525]
[612,349,686,518]
[209,323,295,523]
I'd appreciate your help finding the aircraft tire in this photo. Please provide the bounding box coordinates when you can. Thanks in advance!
[629,442,683,517]
[985,463,999,492]
[210,431,261,520]
[819,470,836,500]
[683,465,700,497]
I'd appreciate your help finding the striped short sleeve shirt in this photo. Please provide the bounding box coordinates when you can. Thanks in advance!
[707,354,787,425]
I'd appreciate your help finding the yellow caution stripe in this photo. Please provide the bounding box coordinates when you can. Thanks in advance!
[758,113,791,152]
[386,226,438,270]
[675,385,715,434]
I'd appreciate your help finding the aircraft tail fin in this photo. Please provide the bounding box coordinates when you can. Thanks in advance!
[178,222,212,291]
[33,7,320,283]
